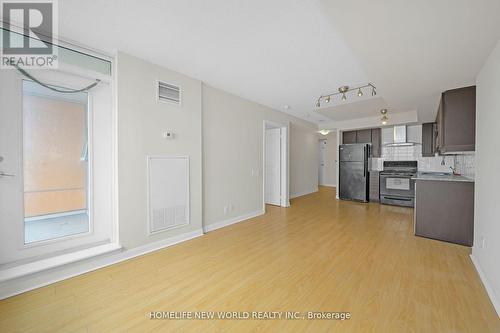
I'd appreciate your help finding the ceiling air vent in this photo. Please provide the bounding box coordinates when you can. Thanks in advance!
[157,81,181,105]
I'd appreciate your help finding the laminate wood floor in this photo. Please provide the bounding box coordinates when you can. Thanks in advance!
[1,187,499,332]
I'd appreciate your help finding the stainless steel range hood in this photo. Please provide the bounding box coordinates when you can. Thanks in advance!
[385,125,417,147]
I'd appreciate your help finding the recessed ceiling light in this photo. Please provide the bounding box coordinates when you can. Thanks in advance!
[318,129,331,136]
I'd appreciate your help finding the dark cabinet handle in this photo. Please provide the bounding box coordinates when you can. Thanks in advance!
[382,196,412,202]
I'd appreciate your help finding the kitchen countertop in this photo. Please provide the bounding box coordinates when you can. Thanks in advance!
[412,172,475,183]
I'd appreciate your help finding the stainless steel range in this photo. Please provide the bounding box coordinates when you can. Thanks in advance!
[379,161,417,207]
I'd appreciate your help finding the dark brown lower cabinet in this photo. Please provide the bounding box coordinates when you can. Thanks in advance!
[369,171,380,202]
[414,180,474,246]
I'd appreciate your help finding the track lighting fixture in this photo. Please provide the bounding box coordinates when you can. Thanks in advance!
[315,83,376,108]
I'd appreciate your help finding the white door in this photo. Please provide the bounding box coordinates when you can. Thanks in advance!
[265,128,281,206]
[319,139,327,185]
[0,69,112,265]
[0,70,24,264]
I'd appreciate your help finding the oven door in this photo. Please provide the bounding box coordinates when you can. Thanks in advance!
[379,174,415,198]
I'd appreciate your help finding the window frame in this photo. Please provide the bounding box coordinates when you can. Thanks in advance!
[20,79,94,248]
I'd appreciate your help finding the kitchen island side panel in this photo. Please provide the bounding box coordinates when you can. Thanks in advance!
[415,180,474,246]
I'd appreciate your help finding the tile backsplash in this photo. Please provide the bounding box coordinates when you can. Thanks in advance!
[371,145,475,177]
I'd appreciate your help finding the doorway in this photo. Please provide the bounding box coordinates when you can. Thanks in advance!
[319,139,327,185]
[22,80,90,244]
[0,67,114,265]
[263,121,289,210]
[318,133,337,188]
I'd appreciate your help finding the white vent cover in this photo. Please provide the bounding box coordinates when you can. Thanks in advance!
[157,81,181,104]
[147,156,189,233]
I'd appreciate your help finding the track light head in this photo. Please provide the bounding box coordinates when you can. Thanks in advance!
[338,86,349,94]
[315,83,376,108]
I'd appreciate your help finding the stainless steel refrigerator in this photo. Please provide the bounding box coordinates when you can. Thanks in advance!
[339,144,370,202]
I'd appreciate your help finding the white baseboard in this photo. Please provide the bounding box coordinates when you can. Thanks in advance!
[0,208,271,300]
[290,188,318,199]
[470,254,500,317]
[319,183,336,188]
[0,243,122,283]
[0,229,203,300]
[204,210,264,233]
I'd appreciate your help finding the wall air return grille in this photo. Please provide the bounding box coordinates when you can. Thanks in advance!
[157,81,181,105]
[147,156,190,233]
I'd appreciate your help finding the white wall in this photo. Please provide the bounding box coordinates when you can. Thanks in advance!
[473,39,500,315]
[117,52,203,249]
[289,123,319,198]
[0,52,320,298]
[117,52,319,245]
[202,85,318,227]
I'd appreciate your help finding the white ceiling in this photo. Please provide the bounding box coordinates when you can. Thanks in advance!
[57,0,500,125]
[318,0,500,123]
[318,97,388,122]
[58,0,367,124]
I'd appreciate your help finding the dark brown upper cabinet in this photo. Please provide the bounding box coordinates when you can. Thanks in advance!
[342,128,381,158]
[371,128,382,158]
[422,123,437,157]
[356,129,372,143]
[342,131,357,144]
[436,86,476,154]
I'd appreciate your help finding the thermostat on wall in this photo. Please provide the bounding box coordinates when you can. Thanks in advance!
[163,131,175,139]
